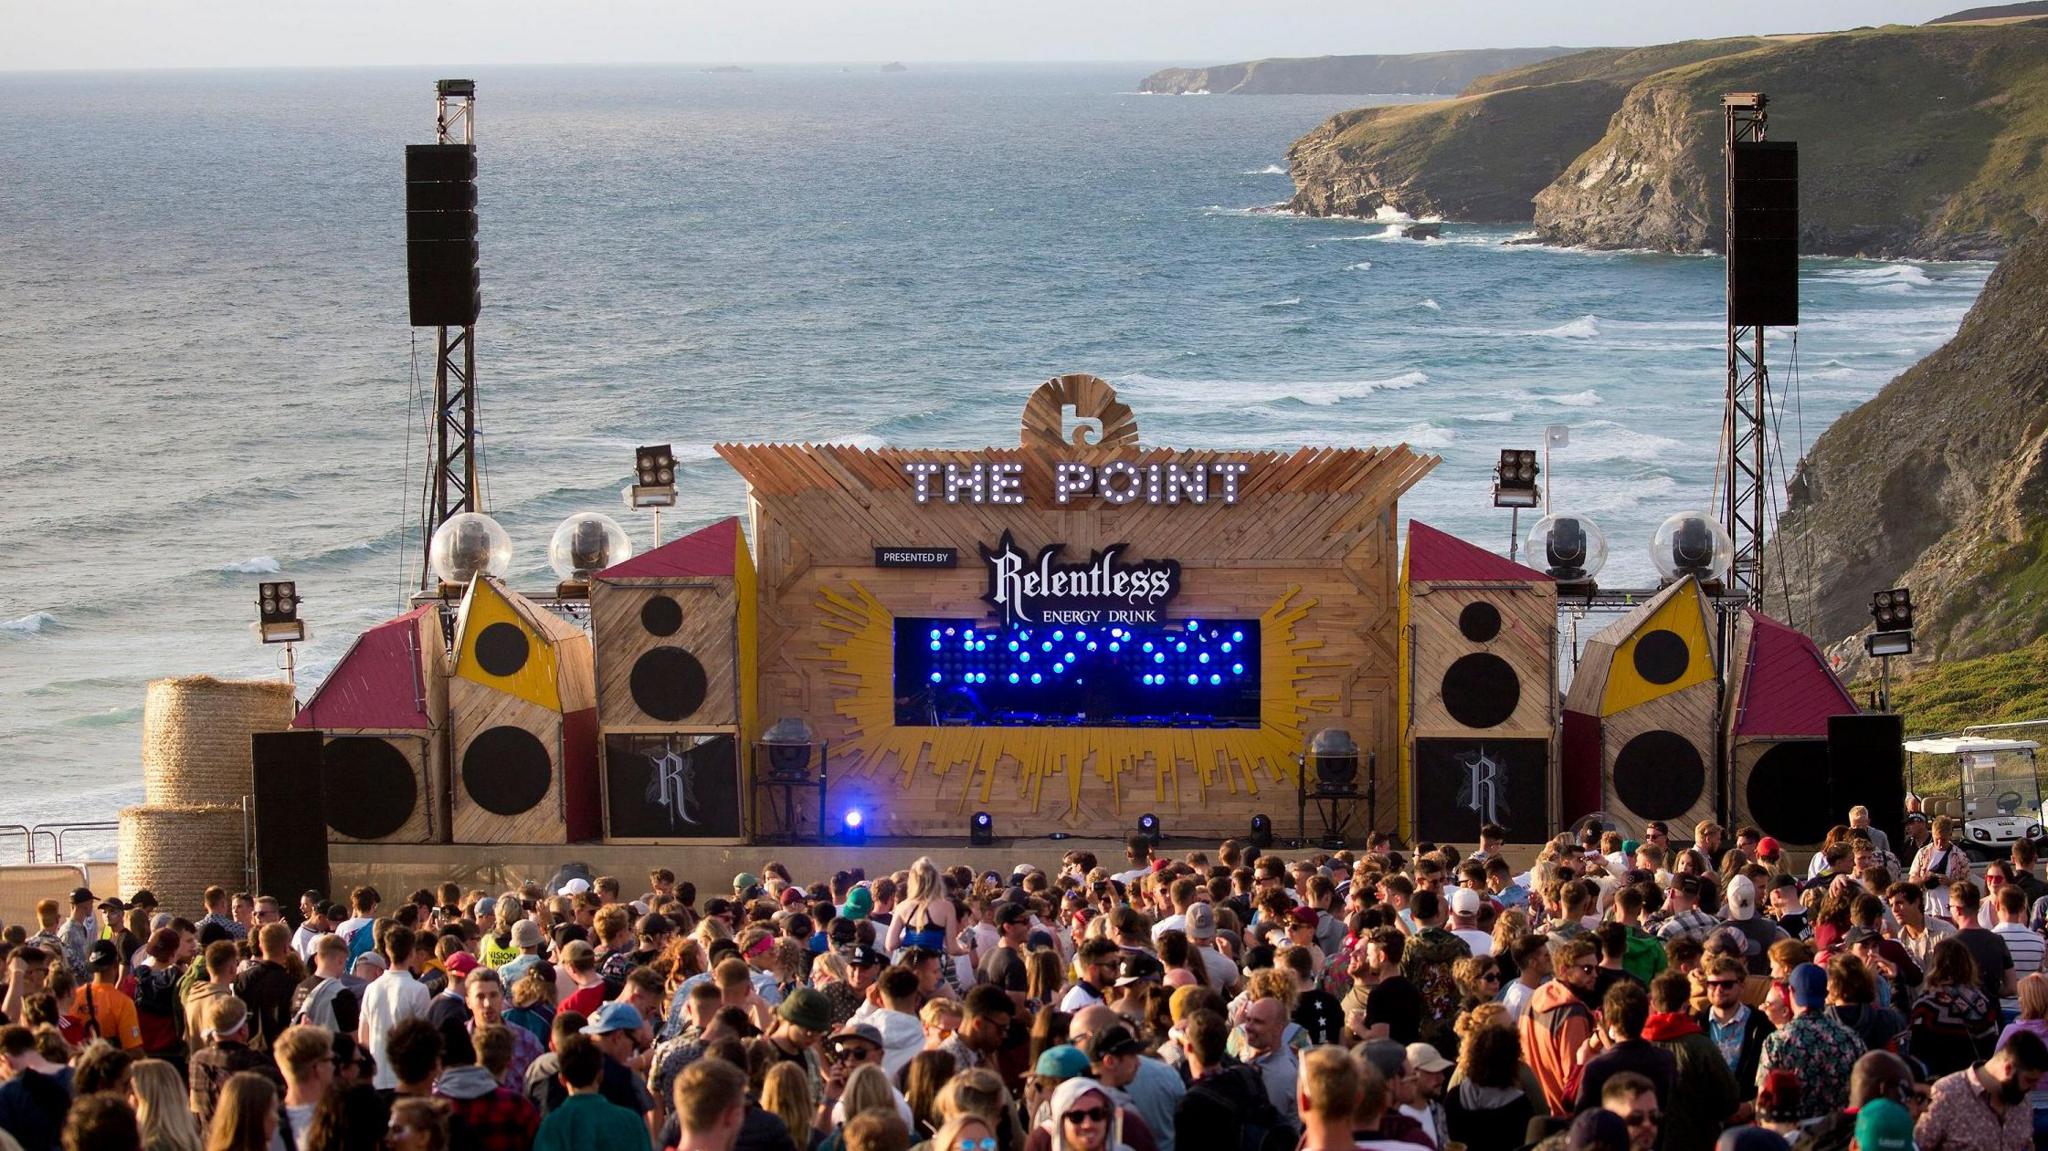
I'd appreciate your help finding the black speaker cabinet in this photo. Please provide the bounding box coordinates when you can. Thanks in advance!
[1729,140,1798,327]
[1830,713,1906,852]
[253,730,329,908]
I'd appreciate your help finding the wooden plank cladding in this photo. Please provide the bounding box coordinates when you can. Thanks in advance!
[716,374,1437,841]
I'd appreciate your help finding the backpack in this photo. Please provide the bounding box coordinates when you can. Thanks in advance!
[134,963,183,1019]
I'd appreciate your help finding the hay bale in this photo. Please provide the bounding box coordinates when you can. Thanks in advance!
[141,675,294,806]
[118,803,245,920]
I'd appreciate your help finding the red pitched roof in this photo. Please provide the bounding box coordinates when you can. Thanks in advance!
[1406,520,1551,584]
[1732,608,1857,738]
[293,605,436,731]
[596,516,740,581]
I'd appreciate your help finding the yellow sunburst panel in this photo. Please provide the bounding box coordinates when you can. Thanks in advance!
[454,576,563,712]
[1601,579,1716,716]
[815,583,1339,819]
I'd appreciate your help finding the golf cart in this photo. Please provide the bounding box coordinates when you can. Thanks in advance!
[1903,737,2044,861]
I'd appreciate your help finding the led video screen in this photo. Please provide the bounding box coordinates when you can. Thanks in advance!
[894,618,1260,728]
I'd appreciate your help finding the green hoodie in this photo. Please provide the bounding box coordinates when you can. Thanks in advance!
[1622,927,1668,985]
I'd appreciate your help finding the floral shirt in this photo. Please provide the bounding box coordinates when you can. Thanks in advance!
[1757,1011,1865,1119]
[1400,926,1472,1036]
[1917,1063,2032,1151]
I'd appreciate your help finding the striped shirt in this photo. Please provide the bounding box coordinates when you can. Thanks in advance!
[1993,922,2046,1013]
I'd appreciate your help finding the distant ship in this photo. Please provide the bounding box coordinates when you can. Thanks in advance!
[881,61,909,73]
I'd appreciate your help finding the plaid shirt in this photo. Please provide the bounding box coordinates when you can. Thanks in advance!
[1657,908,1718,944]
[197,913,248,941]
[188,1041,281,1128]
[472,1017,545,1087]
[439,1085,541,1151]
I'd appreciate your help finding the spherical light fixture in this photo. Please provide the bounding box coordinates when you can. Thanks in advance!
[428,512,513,587]
[1650,511,1734,584]
[1525,514,1608,584]
[547,512,633,583]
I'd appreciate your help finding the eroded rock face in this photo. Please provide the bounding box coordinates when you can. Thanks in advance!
[1770,227,2048,669]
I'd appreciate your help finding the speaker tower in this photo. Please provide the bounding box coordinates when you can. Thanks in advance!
[1399,522,1558,843]
[449,576,600,843]
[293,604,451,843]
[590,516,755,841]
[1722,607,1856,848]
[1562,577,1720,835]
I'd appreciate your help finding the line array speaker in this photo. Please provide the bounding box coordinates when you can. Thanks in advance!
[1729,140,1798,327]
[252,730,329,909]
[405,143,480,327]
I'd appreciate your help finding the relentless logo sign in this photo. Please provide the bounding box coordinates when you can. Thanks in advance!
[981,532,1180,627]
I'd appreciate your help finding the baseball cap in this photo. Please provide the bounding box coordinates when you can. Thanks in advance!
[352,951,388,976]
[129,889,159,908]
[474,896,497,916]
[1756,836,1781,861]
[96,896,125,914]
[1114,952,1164,988]
[581,1002,646,1035]
[840,886,874,921]
[996,903,1031,928]
[1286,905,1319,928]
[558,877,591,897]
[636,913,675,938]
[843,945,885,969]
[511,920,545,949]
[1447,887,1481,917]
[1725,875,1757,922]
[69,886,94,905]
[1035,1045,1091,1080]
[1756,1070,1803,1123]
[1841,925,1882,947]
[1788,963,1828,1009]
[1185,902,1216,940]
[444,952,480,979]
[87,939,121,971]
[733,872,760,894]
[826,1021,884,1051]
[560,940,595,964]
[779,987,833,1032]
[1853,1098,1914,1151]
[1715,1130,1791,1151]
[1405,1041,1453,1075]
[1082,1023,1146,1061]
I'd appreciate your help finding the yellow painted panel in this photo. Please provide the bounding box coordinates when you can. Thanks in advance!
[454,577,562,712]
[1601,582,1714,716]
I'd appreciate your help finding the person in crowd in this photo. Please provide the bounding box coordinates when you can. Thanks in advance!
[1756,964,1863,1121]
[1909,937,1998,1077]
[185,1000,278,1131]
[1643,970,1737,1151]
[205,1072,278,1151]
[1915,1029,2048,1151]
[533,1033,650,1151]
[1524,937,1600,1116]
[72,943,141,1055]
[358,926,430,1092]
[1295,1046,1363,1151]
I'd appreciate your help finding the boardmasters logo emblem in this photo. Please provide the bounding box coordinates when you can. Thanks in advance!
[980,532,1180,627]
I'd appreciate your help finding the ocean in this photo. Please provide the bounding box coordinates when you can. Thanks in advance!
[0,64,1992,857]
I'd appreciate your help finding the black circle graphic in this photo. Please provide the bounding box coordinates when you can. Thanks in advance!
[1442,653,1520,728]
[631,647,709,722]
[322,736,418,839]
[1632,629,1690,686]
[1746,741,1835,845]
[1458,601,1503,643]
[474,622,530,678]
[1612,730,1706,820]
[462,725,552,816]
[640,595,683,637]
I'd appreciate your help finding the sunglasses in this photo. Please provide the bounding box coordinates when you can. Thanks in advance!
[825,1046,877,1063]
[1706,979,1739,989]
[1064,1108,1111,1125]
[1481,972,1501,982]
[1625,1111,1664,1127]
[957,1141,997,1151]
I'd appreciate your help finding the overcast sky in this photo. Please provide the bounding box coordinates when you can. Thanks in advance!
[0,1,1976,71]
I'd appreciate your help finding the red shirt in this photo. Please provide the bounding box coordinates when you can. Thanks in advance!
[559,984,607,1020]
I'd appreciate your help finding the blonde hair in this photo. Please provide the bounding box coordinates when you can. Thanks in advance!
[811,950,852,987]
[2021,973,2048,1022]
[205,1071,279,1151]
[906,857,942,904]
[931,1113,997,1151]
[1301,1045,1364,1120]
[840,1064,896,1122]
[1246,967,1297,1013]
[130,1058,203,1151]
[920,997,962,1028]
[760,1062,814,1144]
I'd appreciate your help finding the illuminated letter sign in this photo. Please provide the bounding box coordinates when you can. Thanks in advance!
[980,532,1180,627]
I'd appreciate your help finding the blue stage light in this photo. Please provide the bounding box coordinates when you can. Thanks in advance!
[1221,642,1232,653]
[1111,627,1124,637]
[1052,630,1064,641]
[1153,652,1165,664]
[1198,653,1210,664]
[930,672,943,683]
[929,641,941,651]
[1009,641,1020,652]
[1232,663,1244,675]
[1030,673,1042,685]
[1210,674,1222,685]
[1108,642,1120,652]
[1008,673,1020,684]
[1086,641,1098,652]
[1175,642,1187,653]
[1232,631,1244,642]
[1020,651,1031,663]
[1187,621,1199,632]
[1041,641,1053,652]
[840,808,866,843]
[1187,674,1199,685]
[929,629,941,640]
[1142,642,1154,653]
[1052,662,1066,674]
[1063,652,1076,663]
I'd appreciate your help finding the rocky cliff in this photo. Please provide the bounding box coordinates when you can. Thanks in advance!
[1286,39,1772,222]
[1769,227,2048,667]
[1289,23,2048,258]
[1138,48,1576,96]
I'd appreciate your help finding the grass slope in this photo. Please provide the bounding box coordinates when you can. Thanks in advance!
[1855,634,2048,735]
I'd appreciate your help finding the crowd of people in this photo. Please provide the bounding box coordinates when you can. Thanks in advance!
[1,804,2045,1151]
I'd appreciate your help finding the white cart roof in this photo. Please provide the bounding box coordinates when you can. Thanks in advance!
[1904,738,2041,754]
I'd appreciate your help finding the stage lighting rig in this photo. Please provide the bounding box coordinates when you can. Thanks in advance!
[625,443,679,544]
[1492,449,1540,509]
[970,811,994,846]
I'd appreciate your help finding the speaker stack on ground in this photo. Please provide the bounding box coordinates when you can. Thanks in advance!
[405,143,481,328]
[291,604,451,843]
[1562,577,1720,834]
[590,517,755,842]
[251,731,329,904]
[449,576,600,843]
[1399,522,1558,844]
[1722,607,1858,849]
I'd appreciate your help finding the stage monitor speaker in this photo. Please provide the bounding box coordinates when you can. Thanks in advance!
[405,143,480,328]
[1829,712,1906,853]
[252,730,329,910]
[1729,140,1798,327]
